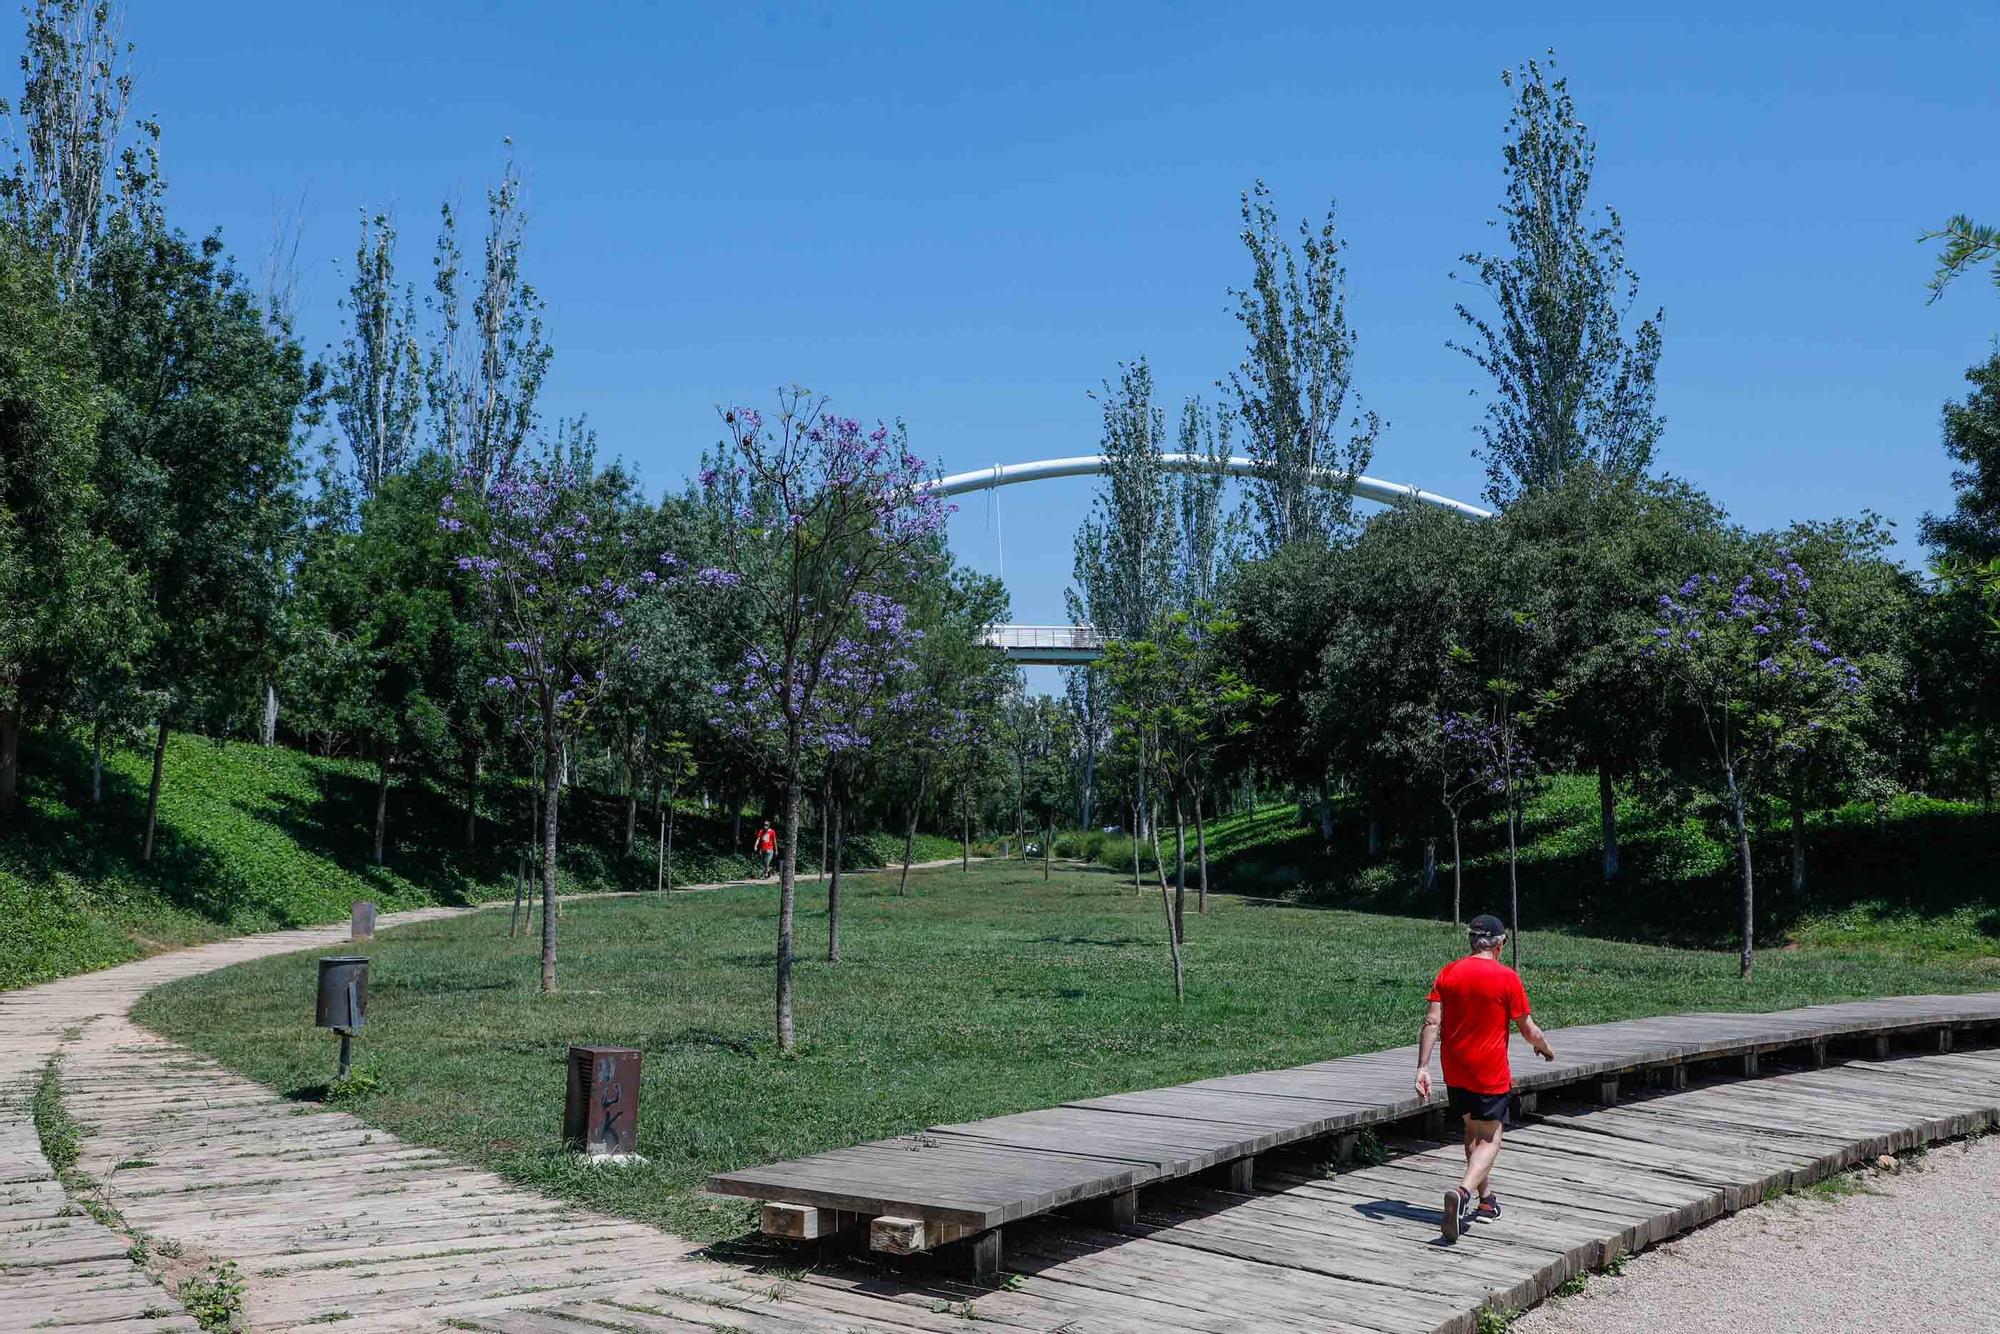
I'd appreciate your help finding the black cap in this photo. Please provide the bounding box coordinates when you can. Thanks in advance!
[1467,914,1506,938]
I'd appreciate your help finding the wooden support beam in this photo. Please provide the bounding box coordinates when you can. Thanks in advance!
[1589,1077,1619,1106]
[1936,1027,1955,1053]
[1221,1156,1256,1192]
[760,1202,863,1240]
[1809,1040,1828,1068]
[1739,1053,1760,1078]
[1068,1188,1136,1226]
[1515,1091,1538,1116]
[870,1215,970,1256]
[1333,1132,1359,1165]
[1870,1034,1892,1061]
[939,1228,1003,1282]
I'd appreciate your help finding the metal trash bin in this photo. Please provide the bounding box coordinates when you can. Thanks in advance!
[316,956,368,1031]
[564,1045,642,1156]
[350,900,376,941]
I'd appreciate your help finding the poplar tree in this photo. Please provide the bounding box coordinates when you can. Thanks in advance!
[1454,56,1663,506]
[1228,181,1377,554]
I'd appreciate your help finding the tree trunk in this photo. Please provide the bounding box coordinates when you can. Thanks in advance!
[776,770,802,1052]
[1,705,23,816]
[1790,773,1806,903]
[373,754,392,865]
[90,718,105,805]
[898,765,928,895]
[1725,762,1754,979]
[262,683,278,746]
[656,805,667,892]
[1149,813,1172,897]
[1081,718,1097,830]
[1316,780,1333,842]
[731,793,742,847]
[1450,813,1463,926]
[1043,815,1052,881]
[961,782,970,871]
[1421,837,1437,897]
[510,849,525,937]
[820,779,830,883]
[623,787,638,858]
[1158,865,1186,1003]
[462,746,481,851]
[827,799,844,963]
[539,722,562,994]
[1193,797,1209,915]
[1172,798,1186,945]
[141,717,169,862]
[1366,812,1380,861]
[1131,799,1142,891]
[1598,761,1619,883]
[1505,786,1520,970]
[664,786,678,892]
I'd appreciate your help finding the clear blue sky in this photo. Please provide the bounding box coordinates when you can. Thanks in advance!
[113,2,1999,654]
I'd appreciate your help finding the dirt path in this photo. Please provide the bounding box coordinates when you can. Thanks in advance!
[1516,1131,2000,1333]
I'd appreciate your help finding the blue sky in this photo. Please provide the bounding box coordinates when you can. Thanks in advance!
[118,2,1998,653]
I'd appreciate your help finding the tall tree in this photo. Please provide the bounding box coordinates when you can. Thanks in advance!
[1650,557,1866,978]
[687,392,948,1052]
[1071,359,1176,642]
[1228,180,1377,554]
[446,445,664,992]
[329,211,422,498]
[0,225,131,814]
[1923,216,2000,302]
[0,0,155,293]
[86,224,311,859]
[1454,56,1663,506]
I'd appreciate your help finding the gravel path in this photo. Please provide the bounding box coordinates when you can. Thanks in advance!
[1516,1132,2000,1333]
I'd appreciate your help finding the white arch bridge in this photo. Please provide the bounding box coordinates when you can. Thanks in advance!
[920,454,1490,665]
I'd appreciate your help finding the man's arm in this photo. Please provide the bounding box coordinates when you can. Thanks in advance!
[1517,1013,1556,1062]
[1414,1000,1443,1098]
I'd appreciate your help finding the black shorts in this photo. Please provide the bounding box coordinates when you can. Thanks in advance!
[1446,1086,1511,1125]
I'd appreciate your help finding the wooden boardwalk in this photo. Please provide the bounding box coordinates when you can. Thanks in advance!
[708,992,2000,1253]
[497,1041,2000,1334]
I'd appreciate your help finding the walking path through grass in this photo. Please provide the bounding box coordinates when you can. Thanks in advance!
[0,864,961,1330]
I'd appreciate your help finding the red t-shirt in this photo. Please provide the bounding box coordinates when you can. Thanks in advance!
[755,828,776,852]
[1427,955,1531,1095]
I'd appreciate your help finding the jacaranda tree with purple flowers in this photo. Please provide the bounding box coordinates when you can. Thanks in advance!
[443,447,663,993]
[1649,554,1865,978]
[686,389,950,1052]
[709,587,923,964]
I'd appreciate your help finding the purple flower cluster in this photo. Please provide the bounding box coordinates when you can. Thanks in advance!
[1650,553,1859,696]
[442,458,665,718]
[708,592,923,757]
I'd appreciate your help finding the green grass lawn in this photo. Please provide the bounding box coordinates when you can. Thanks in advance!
[0,731,962,991]
[1068,777,2000,959]
[138,858,1999,1244]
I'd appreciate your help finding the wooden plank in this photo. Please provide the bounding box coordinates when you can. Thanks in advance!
[869,1215,971,1255]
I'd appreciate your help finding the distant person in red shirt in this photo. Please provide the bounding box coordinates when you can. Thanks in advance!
[1415,913,1555,1242]
[754,820,777,877]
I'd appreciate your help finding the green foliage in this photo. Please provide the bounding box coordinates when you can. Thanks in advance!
[140,860,1995,1245]
[1922,215,2000,302]
[1229,179,1378,553]
[178,1261,245,1332]
[1454,56,1663,505]
[0,728,947,991]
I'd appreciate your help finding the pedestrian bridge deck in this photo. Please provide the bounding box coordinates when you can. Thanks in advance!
[707,991,2000,1249]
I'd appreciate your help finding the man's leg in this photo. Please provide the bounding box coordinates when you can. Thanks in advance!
[1460,1118,1503,1197]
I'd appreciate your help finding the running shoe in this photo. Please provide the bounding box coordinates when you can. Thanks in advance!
[1477,1192,1501,1221]
[1442,1187,1474,1241]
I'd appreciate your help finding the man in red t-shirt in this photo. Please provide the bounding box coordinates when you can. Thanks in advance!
[754,821,778,877]
[1415,913,1555,1242]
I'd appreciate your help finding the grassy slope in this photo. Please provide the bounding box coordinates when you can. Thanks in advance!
[139,858,1997,1242]
[1070,776,2000,959]
[0,732,960,991]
